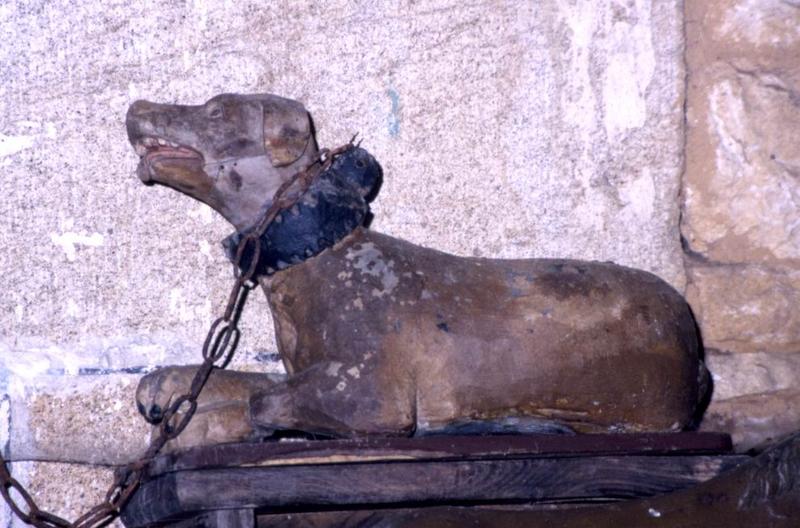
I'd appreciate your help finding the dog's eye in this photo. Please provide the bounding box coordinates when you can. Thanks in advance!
[207,103,224,119]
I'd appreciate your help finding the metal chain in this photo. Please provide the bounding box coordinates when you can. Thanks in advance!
[0,140,356,527]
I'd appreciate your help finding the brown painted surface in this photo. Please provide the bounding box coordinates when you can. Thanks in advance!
[257,228,701,436]
[126,93,705,446]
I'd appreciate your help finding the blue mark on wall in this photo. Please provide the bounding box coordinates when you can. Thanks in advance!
[40,365,157,376]
[387,88,400,138]
[1,394,9,458]
[255,351,281,363]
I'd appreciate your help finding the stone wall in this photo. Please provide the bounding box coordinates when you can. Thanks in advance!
[0,0,796,525]
[683,0,800,449]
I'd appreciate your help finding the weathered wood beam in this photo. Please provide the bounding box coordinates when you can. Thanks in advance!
[147,432,733,475]
[255,432,800,527]
[121,433,742,527]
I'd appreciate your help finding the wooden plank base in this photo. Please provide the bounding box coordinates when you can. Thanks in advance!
[249,432,800,528]
[121,433,743,527]
[254,430,800,527]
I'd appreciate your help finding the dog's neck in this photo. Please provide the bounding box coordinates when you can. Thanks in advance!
[223,147,381,276]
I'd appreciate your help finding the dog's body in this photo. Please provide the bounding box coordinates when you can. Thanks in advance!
[127,94,705,449]
[256,227,701,437]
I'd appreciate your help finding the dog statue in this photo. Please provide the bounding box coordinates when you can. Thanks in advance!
[126,94,707,451]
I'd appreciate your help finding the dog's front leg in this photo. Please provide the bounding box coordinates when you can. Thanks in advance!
[249,360,416,438]
[137,365,287,451]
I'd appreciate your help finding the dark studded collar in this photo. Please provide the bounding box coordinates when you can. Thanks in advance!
[223,146,383,276]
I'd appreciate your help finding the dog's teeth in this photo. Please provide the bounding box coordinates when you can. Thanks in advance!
[157,138,167,146]
[135,143,147,156]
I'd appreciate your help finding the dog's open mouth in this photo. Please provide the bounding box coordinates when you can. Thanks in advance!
[134,137,204,184]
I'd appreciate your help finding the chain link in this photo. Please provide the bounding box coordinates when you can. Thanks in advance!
[0,139,356,527]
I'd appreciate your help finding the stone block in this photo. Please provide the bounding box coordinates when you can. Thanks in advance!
[1,333,283,465]
[705,349,800,400]
[683,0,800,264]
[683,0,800,451]
[700,388,800,452]
[7,373,149,465]
[1,461,123,528]
[687,264,800,354]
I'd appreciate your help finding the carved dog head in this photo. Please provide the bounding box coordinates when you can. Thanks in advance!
[126,93,318,230]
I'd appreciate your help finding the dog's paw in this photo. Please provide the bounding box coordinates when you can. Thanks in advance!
[135,366,286,451]
[136,365,197,424]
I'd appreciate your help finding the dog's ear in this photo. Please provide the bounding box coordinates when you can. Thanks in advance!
[262,98,313,168]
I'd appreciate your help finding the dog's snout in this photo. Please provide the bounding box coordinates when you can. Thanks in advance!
[126,101,151,142]
[135,400,164,424]
[128,100,173,121]
[146,403,164,424]
[128,99,156,117]
[126,100,172,141]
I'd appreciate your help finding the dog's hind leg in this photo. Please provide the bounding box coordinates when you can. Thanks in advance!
[249,360,416,438]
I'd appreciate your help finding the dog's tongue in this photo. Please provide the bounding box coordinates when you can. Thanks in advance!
[136,146,203,184]
[144,145,199,161]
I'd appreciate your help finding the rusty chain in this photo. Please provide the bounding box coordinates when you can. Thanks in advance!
[0,139,357,528]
